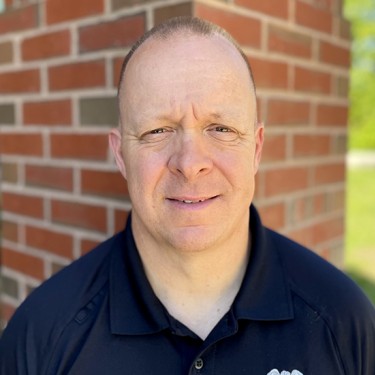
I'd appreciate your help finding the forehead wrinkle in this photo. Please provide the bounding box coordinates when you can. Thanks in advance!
[121,33,257,130]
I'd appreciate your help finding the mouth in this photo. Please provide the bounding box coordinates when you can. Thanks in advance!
[168,196,218,204]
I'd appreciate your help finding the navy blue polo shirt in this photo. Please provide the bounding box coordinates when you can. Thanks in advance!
[1,205,374,375]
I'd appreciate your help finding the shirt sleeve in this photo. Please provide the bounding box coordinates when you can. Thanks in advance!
[332,288,375,375]
[0,304,44,375]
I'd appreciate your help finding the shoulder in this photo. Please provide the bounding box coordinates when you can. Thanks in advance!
[22,232,119,317]
[265,228,371,312]
[265,228,375,374]
[0,232,121,374]
[264,228,373,314]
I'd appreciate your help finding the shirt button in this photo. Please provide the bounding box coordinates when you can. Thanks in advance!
[194,358,204,370]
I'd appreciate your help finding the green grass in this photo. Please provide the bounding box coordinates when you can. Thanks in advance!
[345,167,375,304]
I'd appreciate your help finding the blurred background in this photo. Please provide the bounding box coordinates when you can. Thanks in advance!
[344,0,375,303]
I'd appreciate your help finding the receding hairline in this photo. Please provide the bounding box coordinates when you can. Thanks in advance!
[117,16,256,98]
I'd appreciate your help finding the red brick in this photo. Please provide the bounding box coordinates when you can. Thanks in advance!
[0,4,38,34]
[22,29,70,61]
[261,134,287,162]
[154,2,193,25]
[267,99,310,126]
[253,171,263,200]
[250,57,288,89]
[48,60,105,91]
[195,4,261,48]
[1,301,16,323]
[339,18,351,40]
[314,0,336,12]
[4,0,13,9]
[0,41,13,64]
[51,200,107,232]
[258,202,285,230]
[326,189,345,212]
[25,225,73,258]
[1,220,18,242]
[264,167,309,196]
[113,57,123,87]
[268,25,312,59]
[2,247,44,279]
[336,76,349,98]
[235,0,288,19]
[311,216,344,245]
[81,169,129,198]
[79,14,145,53]
[256,97,264,123]
[287,225,313,248]
[332,134,347,155]
[296,0,333,33]
[115,209,129,232]
[294,66,331,94]
[314,162,345,184]
[293,134,331,157]
[46,0,104,25]
[0,69,40,93]
[319,40,351,67]
[2,192,44,218]
[1,162,18,183]
[318,248,330,262]
[51,262,68,275]
[313,192,327,215]
[23,99,72,125]
[0,133,43,156]
[290,196,313,223]
[25,164,73,191]
[50,133,108,161]
[316,104,348,126]
[80,239,101,255]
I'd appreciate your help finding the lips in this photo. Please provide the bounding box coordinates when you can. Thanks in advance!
[168,196,218,204]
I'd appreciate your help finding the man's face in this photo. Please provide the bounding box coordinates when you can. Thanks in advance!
[110,33,264,253]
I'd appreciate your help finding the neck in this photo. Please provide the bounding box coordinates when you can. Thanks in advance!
[134,224,250,339]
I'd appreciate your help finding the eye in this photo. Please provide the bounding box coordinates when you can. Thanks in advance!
[214,126,231,132]
[206,125,240,142]
[140,127,173,143]
[150,128,166,134]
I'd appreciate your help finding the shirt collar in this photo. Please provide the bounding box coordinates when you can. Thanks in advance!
[233,205,294,321]
[109,205,294,335]
[109,220,170,335]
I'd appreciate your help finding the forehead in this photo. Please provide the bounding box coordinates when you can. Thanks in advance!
[125,32,252,88]
[119,33,255,123]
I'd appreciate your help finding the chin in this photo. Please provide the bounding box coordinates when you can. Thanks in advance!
[165,227,224,253]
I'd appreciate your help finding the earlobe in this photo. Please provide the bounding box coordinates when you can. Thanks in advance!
[109,128,127,179]
[254,123,264,174]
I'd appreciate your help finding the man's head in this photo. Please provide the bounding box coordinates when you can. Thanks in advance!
[117,17,257,112]
[110,17,264,254]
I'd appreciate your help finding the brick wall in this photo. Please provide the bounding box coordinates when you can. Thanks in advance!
[0,0,351,326]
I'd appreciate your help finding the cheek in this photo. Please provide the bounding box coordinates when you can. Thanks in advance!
[125,151,167,192]
[216,150,255,182]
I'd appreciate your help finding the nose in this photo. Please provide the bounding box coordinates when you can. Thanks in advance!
[168,132,213,181]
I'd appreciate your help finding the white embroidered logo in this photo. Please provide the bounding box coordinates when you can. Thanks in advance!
[267,370,303,375]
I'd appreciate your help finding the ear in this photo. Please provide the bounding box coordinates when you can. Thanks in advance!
[109,128,127,180]
[253,122,264,175]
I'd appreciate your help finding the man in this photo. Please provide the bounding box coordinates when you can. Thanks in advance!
[0,17,374,375]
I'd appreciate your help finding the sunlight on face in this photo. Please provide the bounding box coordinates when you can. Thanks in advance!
[110,33,264,253]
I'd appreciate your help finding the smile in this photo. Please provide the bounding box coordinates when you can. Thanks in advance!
[181,199,205,204]
[168,196,218,204]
